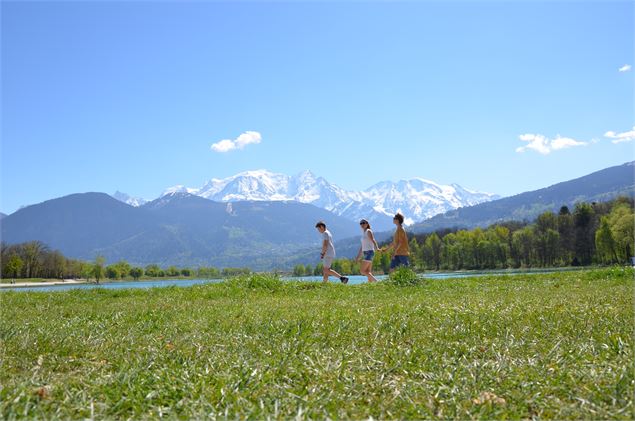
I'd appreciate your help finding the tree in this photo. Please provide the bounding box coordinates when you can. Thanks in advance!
[42,250,66,279]
[338,259,352,276]
[92,256,105,284]
[488,226,511,267]
[573,203,596,265]
[5,255,23,280]
[607,203,635,263]
[105,265,121,280]
[180,268,192,277]
[20,241,48,278]
[595,217,617,264]
[557,207,575,265]
[197,267,220,278]
[113,260,131,278]
[293,264,306,277]
[424,233,442,270]
[373,251,390,274]
[145,264,162,277]
[303,264,314,276]
[408,238,422,270]
[512,227,534,267]
[222,267,251,277]
[81,264,94,281]
[167,266,180,277]
[130,267,144,281]
[531,212,559,267]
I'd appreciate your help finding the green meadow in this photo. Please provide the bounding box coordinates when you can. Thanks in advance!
[1,268,633,419]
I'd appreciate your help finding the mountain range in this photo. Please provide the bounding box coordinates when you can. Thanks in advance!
[1,192,359,270]
[1,162,632,270]
[118,170,498,231]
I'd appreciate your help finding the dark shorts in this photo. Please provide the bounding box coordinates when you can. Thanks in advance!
[362,250,375,261]
[390,255,410,269]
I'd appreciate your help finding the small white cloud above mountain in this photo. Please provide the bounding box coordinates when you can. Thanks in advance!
[618,64,631,72]
[211,131,262,153]
[516,133,587,155]
[604,126,635,144]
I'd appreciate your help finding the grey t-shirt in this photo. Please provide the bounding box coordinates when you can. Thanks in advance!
[322,229,336,257]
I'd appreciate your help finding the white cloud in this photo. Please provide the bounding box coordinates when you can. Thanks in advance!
[551,136,587,150]
[604,126,635,144]
[618,64,632,72]
[211,139,237,153]
[211,131,262,153]
[516,133,588,155]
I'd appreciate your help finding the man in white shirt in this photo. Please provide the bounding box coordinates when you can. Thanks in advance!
[315,221,349,284]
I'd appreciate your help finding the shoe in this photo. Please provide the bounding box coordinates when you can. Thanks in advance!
[340,276,349,284]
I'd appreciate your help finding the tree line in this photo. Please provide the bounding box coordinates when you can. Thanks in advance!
[407,197,633,271]
[0,242,251,282]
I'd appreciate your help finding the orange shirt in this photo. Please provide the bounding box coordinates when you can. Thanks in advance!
[393,226,410,256]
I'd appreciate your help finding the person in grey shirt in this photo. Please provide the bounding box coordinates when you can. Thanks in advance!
[315,221,349,284]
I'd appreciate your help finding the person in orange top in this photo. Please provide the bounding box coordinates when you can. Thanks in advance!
[384,212,410,271]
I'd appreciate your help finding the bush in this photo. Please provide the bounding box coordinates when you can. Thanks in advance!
[226,273,284,291]
[386,267,424,286]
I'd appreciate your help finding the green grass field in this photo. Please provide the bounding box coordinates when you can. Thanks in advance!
[1,268,633,419]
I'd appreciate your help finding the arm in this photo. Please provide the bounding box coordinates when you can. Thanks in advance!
[321,239,328,258]
[383,236,395,252]
[356,246,362,261]
[368,230,380,250]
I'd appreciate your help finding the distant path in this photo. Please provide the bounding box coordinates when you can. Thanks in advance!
[0,279,88,288]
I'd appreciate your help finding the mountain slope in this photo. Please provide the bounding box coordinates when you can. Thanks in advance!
[0,192,359,269]
[411,161,635,233]
[1,193,158,257]
[112,191,148,207]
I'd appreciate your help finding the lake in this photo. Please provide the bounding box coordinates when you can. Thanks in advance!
[0,268,581,292]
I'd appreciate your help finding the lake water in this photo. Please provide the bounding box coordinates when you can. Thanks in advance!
[0,268,580,292]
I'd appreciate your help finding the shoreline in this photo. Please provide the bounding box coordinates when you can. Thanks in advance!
[0,266,602,289]
[0,279,88,289]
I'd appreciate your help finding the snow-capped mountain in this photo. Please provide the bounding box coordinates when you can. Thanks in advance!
[112,191,148,207]
[160,170,499,231]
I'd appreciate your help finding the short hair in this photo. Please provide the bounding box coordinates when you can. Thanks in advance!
[394,213,404,224]
[315,221,326,229]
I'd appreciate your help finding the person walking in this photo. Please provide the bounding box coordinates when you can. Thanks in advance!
[384,212,410,271]
[356,219,380,283]
[315,221,349,284]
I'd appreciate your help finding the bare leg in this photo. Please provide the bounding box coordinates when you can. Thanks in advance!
[323,267,343,282]
[360,261,379,283]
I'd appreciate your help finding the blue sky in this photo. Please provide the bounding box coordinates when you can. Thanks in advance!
[1,0,633,214]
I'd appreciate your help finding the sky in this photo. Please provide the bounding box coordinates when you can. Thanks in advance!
[1,0,633,214]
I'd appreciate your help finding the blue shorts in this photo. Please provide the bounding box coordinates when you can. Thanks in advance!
[390,255,410,269]
[362,250,375,261]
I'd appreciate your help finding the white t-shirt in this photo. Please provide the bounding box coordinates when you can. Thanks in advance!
[322,229,336,257]
[361,228,375,251]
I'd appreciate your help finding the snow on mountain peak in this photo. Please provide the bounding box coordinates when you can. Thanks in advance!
[112,191,148,207]
[156,170,498,230]
[161,185,199,197]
